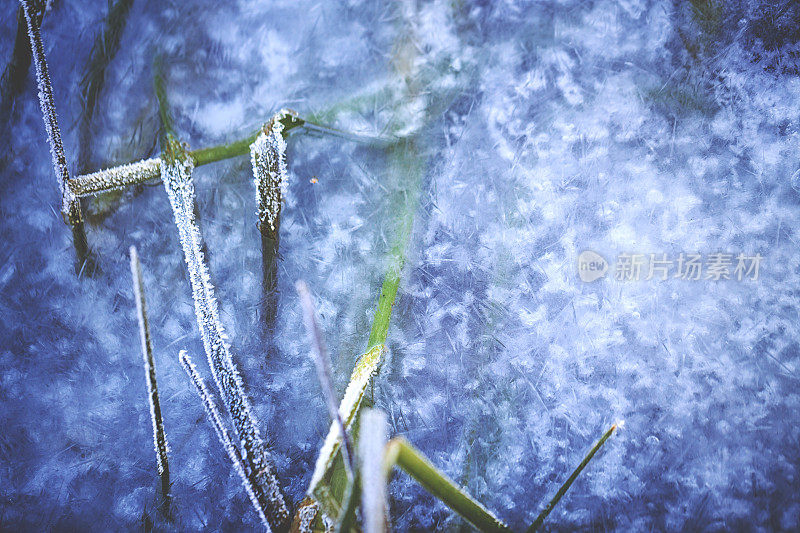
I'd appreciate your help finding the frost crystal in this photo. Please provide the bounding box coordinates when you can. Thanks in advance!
[308,344,386,517]
[162,152,288,530]
[359,409,389,533]
[71,157,162,197]
[20,0,80,223]
[250,111,294,234]
[129,246,170,486]
[179,351,271,531]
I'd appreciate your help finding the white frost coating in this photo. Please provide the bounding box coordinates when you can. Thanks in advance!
[130,246,170,480]
[359,409,389,533]
[308,344,385,517]
[178,350,271,532]
[20,0,80,223]
[71,158,162,197]
[250,111,292,233]
[161,153,288,529]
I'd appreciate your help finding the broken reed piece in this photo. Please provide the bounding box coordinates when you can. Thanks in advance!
[178,350,274,531]
[251,110,297,237]
[160,141,289,531]
[129,245,172,519]
[250,110,299,329]
[70,157,162,197]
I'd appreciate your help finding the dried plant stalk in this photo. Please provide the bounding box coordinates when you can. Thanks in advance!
[20,0,80,224]
[129,245,171,517]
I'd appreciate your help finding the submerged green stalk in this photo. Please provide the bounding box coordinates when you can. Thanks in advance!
[527,423,619,532]
[77,0,133,173]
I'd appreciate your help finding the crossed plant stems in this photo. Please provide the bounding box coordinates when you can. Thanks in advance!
[18,0,620,531]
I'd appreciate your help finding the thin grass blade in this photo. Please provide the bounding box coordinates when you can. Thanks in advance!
[527,423,619,532]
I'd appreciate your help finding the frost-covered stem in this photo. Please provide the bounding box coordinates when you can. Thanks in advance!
[251,111,298,331]
[129,246,171,517]
[296,281,356,477]
[251,110,296,236]
[1,5,41,127]
[69,158,162,197]
[20,0,81,225]
[178,351,271,531]
[359,409,389,533]
[160,146,289,530]
[527,423,619,532]
[67,115,384,199]
[384,438,511,533]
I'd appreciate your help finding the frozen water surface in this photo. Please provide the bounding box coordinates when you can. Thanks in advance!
[1,0,800,530]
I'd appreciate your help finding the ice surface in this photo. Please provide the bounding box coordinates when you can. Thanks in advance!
[1,0,800,531]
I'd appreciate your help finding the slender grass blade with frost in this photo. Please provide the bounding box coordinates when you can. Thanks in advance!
[68,113,382,199]
[129,246,171,518]
[161,142,289,530]
[297,281,356,476]
[306,344,385,519]
[178,351,272,531]
[297,280,361,532]
[1,4,43,130]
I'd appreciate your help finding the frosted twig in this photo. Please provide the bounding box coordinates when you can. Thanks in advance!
[161,146,289,530]
[307,344,385,518]
[250,110,295,236]
[20,0,81,224]
[178,350,271,531]
[69,157,162,197]
[359,409,389,533]
[296,280,356,477]
[129,246,171,516]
